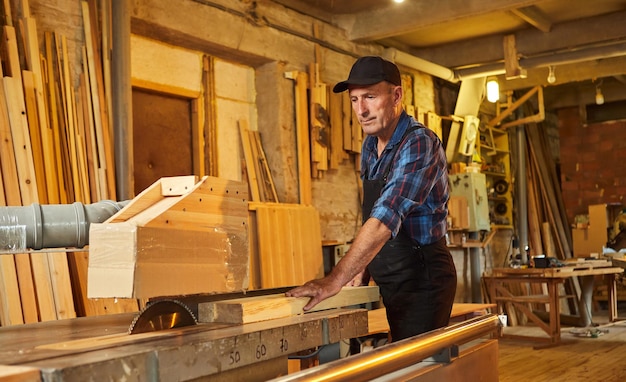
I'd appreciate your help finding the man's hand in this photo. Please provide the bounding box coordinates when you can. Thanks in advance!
[285,275,343,311]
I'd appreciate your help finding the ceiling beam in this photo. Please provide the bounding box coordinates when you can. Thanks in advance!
[341,0,541,42]
[499,56,626,91]
[510,6,552,32]
[412,10,626,69]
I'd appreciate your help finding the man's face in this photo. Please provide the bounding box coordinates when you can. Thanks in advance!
[348,81,402,140]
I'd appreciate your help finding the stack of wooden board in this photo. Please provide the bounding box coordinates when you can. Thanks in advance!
[88,176,250,298]
[248,202,324,290]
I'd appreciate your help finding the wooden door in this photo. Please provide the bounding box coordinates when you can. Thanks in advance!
[132,89,193,195]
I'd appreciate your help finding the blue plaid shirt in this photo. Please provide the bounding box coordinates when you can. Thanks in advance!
[360,111,449,245]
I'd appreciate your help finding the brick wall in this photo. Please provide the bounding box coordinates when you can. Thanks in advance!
[558,107,626,222]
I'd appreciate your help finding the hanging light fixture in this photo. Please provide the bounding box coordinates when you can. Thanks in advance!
[486,77,500,103]
[595,80,605,105]
[547,66,556,84]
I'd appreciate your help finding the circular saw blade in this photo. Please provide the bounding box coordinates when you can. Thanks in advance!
[129,299,197,335]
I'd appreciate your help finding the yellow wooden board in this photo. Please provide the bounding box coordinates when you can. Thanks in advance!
[199,286,379,324]
[253,203,324,289]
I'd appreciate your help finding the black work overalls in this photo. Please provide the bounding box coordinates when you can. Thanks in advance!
[362,125,457,342]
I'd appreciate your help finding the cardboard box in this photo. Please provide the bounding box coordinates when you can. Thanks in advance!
[572,203,623,257]
[448,196,470,229]
[87,176,249,299]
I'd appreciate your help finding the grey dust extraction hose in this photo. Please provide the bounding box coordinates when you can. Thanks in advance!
[0,200,129,251]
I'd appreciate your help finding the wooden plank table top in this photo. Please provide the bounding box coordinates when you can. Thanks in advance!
[490,264,623,278]
[367,303,496,335]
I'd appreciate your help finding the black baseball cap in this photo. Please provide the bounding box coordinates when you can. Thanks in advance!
[333,56,402,93]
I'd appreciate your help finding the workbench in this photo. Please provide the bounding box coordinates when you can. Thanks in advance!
[366,303,496,337]
[485,261,623,346]
[0,308,368,381]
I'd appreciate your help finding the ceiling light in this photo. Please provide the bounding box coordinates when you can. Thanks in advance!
[547,66,556,84]
[595,83,605,105]
[393,0,405,3]
[486,77,500,103]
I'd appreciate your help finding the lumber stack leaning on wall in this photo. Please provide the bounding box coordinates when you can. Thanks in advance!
[0,0,139,326]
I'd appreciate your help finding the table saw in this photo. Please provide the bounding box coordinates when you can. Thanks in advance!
[0,290,370,381]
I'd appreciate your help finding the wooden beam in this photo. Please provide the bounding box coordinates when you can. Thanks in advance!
[503,34,525,80]
[488,86,540,127]
[345,0,541,42]
[286,71,312,205]
[510,6,552,33]
[198,286,379,324]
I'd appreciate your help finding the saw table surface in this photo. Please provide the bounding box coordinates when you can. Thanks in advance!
[0,308,368,381]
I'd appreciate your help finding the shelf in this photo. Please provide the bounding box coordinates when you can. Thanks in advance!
[483,171,507,178]
[489,196,508,201]
[479,144,509,154]
[492,224,514,230]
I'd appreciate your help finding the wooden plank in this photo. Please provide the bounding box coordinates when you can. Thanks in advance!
[47,252,76,320]
[255,203,324,288]
[22,71,47,203]
[202,55,218,177]
[78,72,99,203]
[0,254,23,325]
[238,120,261,202]
[292,71,311,204]
[44,32,68,204]
[0,365,41,382]
[198,286,379,324]
[329,91,346,169]
[251,130,278,202]
[82,0,115,200]
[22,17,56,203]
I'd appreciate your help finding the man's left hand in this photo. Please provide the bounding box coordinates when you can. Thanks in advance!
[285,276,342,311]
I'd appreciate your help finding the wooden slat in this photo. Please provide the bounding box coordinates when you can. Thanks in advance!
[82,0,115,200]
[22,71,47,203]
[44,31,68,204]
[47,252,76,320]
[0,254,23,325]
[329,92,346,169]
[292,71,312,204]
[239,120,261,202]
[251,130,278,202]
[22,16,56,203]
[198,286,379,324]
[0,365,41,382]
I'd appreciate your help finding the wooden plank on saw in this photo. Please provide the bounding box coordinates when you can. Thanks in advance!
[198,286,379,324]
